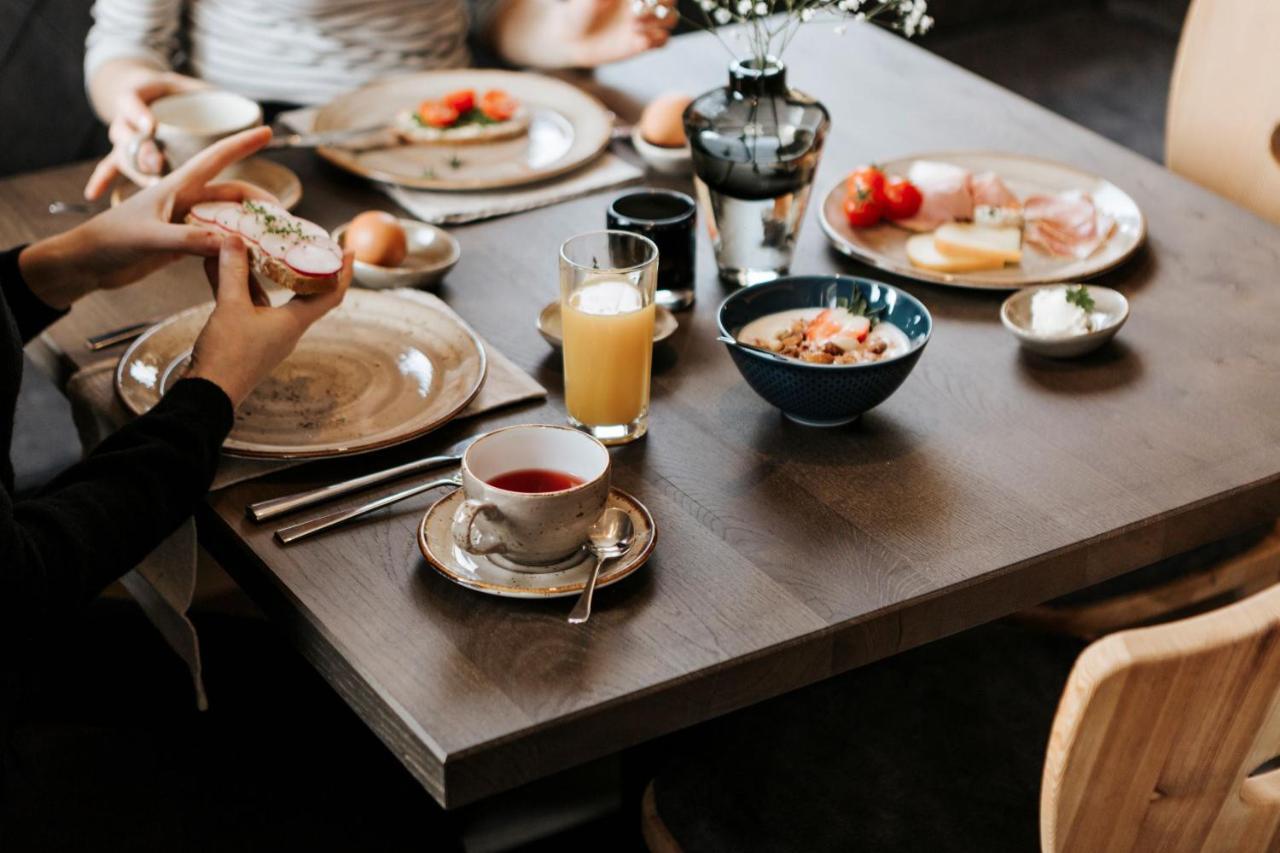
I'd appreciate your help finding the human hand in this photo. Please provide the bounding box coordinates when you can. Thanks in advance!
[494,0,675,69]
[19,127,275,309]
[187,236,352,408]
[85,70,209,200]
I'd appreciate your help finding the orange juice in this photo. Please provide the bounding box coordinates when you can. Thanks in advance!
[562,275,656,427]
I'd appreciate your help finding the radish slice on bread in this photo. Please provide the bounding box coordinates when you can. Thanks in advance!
[188,201,343,294]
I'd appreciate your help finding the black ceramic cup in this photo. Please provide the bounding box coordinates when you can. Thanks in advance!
[606,189,697,310]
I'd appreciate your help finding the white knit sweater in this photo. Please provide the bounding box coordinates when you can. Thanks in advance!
[85,0,502,105]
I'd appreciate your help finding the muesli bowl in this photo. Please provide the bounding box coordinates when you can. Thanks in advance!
[717,275,932,427]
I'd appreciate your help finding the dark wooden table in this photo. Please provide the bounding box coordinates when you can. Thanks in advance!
[3,24,1279,810]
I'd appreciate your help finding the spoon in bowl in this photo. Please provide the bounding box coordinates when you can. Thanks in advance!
[568,508,634,624]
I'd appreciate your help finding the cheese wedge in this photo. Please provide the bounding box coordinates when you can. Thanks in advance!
[933,223,1023,263]
[905,233,1006,273]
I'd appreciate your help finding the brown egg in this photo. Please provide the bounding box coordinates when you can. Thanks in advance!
[639,93,693,148]
[346,211,407,267]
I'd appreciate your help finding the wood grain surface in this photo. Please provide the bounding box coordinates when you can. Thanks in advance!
[3,24,1279,808]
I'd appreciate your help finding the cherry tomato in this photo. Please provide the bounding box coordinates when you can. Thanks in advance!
[843,186,884,228]
[883,177,923,220]
[479,89,517,122]
[846,165,888,208]
[442,89,476,114]
[418,101,459,128]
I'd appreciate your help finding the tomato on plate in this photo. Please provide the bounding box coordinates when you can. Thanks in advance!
[418,101,460,128]
[883,177,923,220]
[843,186,884,228]
[479,89,517,122]
[442,89,476,114]
[846,165,888,208]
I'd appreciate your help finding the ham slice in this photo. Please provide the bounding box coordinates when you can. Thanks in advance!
[1023,191,1114,259]
[969,171,1020,210]
[892,160,975,232]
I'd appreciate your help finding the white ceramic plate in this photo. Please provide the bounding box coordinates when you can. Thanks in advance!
[819,151,1146,290]
[418,487,656,599]
[313,70,613,191]
[116,289,487,459]
[111,157,303,210]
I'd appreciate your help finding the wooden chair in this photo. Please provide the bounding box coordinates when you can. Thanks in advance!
[1166,0,1280,224]
[643,581,1280,852]
[1018,520,1280,640]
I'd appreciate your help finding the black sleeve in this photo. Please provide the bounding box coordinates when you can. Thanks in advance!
[1,377,234,635]
[0,246,68,343]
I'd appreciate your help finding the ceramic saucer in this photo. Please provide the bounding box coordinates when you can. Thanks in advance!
[110,157,303,210]
[418,487,656,599]
[537,300,678,349]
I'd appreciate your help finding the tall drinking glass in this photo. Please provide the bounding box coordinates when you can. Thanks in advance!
[559,231,659,445]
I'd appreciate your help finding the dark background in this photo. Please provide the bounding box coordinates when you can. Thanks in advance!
[1,0,1191,177]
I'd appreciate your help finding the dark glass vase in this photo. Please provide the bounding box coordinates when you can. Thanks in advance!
[684,57,830,287]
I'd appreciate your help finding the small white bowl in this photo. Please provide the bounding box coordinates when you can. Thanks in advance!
[332,217,460,290]
[1000,284,1129,358]
[630,126,692,176]
[537,300,678,349]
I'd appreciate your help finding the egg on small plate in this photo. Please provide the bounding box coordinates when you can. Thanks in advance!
[333,212,460,290]
[632,92,693,176]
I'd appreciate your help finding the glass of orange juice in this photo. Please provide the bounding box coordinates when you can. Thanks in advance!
[559,230,659,445]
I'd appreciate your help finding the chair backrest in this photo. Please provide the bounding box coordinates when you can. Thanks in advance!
[1165,0,1280,224]
[1041,582,1280,851]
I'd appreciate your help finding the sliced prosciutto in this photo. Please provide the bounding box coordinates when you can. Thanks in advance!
[892,160,975,232]
[969,171,1020,210]
[1023,191,1115,259]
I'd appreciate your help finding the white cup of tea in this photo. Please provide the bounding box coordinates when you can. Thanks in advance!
[144,90,263,175]
[451,424,611,569]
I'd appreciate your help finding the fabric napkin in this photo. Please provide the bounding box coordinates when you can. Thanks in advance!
[66,289,545,708]
[277,107,641,224]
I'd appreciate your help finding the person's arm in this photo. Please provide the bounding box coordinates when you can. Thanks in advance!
[84,0,207,199]
[0,249,66,345]
[488,0,675,69]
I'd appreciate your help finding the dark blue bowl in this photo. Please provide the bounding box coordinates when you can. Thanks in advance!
[717,275,932,426]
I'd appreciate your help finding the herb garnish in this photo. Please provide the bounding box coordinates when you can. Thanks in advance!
[411,108,500,129]
[243,200,303,238]
[1065,284,1095,313]
[447,155,465,170]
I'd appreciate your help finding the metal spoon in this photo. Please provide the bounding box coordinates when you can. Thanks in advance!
[567,508,634,624]
[716,335,794,364]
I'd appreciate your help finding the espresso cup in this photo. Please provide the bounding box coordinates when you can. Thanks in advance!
[450,425,611,569]
[147,90,263,173]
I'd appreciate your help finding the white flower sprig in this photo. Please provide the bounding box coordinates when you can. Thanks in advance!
[634,0,932,67]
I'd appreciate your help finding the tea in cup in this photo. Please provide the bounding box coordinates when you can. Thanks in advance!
[147,90,263,173]
[451,424,611,569]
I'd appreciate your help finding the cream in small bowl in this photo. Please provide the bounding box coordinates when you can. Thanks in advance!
[332,214,460,290]
[1001,283,1129,358]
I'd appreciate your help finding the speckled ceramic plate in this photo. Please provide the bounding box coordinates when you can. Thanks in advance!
[110,157,303,210]
[418,487,656,599]
[312,69,613,191]
[537,300,678,348]
[115,289,487,458]
[819,151,1145,290]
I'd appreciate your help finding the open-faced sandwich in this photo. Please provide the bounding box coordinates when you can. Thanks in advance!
[394,88,529,145]
[187,201,344,294]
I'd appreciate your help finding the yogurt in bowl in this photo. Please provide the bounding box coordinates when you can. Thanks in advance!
[1001,283,1129,358]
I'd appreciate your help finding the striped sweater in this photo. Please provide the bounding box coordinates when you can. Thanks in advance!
[85,0,503,105]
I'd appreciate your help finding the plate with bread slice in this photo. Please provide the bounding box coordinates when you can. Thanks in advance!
[117,205,487,458]
[312,69,613,191]
[819,152,1145,289]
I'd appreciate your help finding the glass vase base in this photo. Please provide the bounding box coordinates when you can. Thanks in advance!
[718,267,787,288]
[567,413,648,446]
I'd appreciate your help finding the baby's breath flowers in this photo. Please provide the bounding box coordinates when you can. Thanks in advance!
[636,0,932,66]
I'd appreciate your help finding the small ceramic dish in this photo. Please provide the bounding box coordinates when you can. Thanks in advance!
[717,275,932,427]
[537,300,678,348]
[332,217,461,290]
[630,126,692,176]
[1000,284,1129,358]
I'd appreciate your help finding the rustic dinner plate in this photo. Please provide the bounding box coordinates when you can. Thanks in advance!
[418,487,656,599]
[115,289,487,459]
[313,70,613,191]
[819,151,1146,290]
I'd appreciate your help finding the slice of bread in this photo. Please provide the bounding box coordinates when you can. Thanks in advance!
[906,233,1006,272]
[933,223,1023,263]
[186,201,343,295]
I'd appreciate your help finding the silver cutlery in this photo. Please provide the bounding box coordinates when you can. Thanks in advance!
[86,320,155,351]
[275,475,461,545]
[267,124,397,152]
[49,200,101,215]
[716,335,795,364]
[567,508,634,624]
[248,435,477,522]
